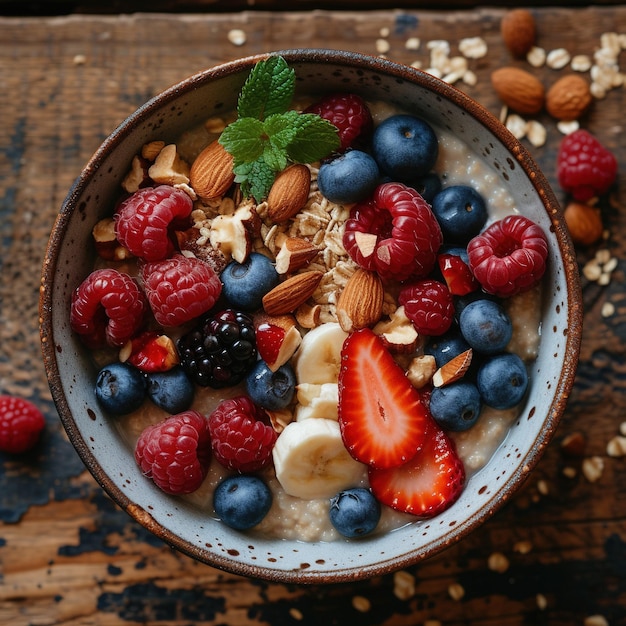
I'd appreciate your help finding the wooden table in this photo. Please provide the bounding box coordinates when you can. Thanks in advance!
[1,6,625,625]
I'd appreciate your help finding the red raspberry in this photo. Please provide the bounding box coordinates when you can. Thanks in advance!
[134,410,211,495]
[141,254,222,327]
[343,182,443,282]
[208,396,277,473]
[399,279,454,336]
[305,93,373,151]
[115,186,193,262]
[467,215,548,298]
[70,268,147,348]
[0,395,46,454]
[557,129,618,202]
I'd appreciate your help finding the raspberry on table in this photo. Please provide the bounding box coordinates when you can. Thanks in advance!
[399,279,455,336]
[177,309,257,388]
[115,185,193,262]
[305,93,373,151]
[208,396,277,472]
[70,268,148,348]
[0,395,46,454]
[467,215,548,298]
[557,129,618,202]
[134,410,211,495]
[343,182,443,282]
[141,254,222,327]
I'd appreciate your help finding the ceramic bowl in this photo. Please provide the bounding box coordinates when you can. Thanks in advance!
[40,49,582,583]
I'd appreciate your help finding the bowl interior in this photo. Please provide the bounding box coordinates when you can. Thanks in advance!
[40,50,582,583]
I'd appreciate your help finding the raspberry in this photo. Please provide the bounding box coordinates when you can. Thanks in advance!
[177,309,257,388]
[305,93,373,151]
[0,395,46,454]
[70,268,147,348]
[343,182,443,282]
[557,129,618,202]
[399,279,454,336]
[115,185,193,262]
[208,396,277,472]
[134,410,211,495]
[141,254,222,327]
[467,215,548,298]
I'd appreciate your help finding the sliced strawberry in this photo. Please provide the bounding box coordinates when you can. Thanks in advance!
[338,328,430,469]
[368,422,465,517]
[122,331,179,373]
[253,313,302,372]
[438,252,479,296]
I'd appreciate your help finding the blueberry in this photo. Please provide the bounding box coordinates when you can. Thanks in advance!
[431,185,487,244]
[477,353,529,409]
[245,360,296,411]
[146,366,194,414]
[329,487,381,538]
[459,299,512,354]
[317,150,380,204]
[221,252,279,311]
[95,362,146,415]
[425,330,471,368]
[213,474,272,531]
[407,172,442,204]
[429,381,482,431]
[372,114,438,182]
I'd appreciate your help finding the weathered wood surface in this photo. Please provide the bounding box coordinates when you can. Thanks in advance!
[0,7,625,626]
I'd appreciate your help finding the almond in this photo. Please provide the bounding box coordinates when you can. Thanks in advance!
[563,201,603,246]
[262,271,324,315]
[491,67,544,115]
[500,9,536,58]
[274,237,320,274]
[267,164,311,222]
[546,74,593,121]
[336,268,384,332]
[189,140,235,199]
[432,349,473,388]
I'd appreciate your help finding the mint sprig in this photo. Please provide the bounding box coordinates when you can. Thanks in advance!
[219,56,340,202]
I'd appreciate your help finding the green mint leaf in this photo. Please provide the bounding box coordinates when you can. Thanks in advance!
[262,143,288,173]
[237,56,295,120]
[263,114,297,151]
[286,113,341,163]
[219,117,265,163]
[234,158,276,202]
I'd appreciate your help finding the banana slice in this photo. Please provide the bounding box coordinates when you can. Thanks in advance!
[272,418,366,500]
[295,383,339,421]
[294,322,348,385]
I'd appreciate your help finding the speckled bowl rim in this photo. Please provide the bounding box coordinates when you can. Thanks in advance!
[40,49,583,584]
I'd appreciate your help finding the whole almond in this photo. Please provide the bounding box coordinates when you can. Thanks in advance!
[189,140,235,199]
[563,201,603,246]
[491,67,544,115]
[336,269,384,332]
[546,74,593,121]
[267,164,311,222]
[501,9,536,58]
[262,271,324,315]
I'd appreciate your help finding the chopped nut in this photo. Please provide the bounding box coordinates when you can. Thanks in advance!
[148,144,190,186]
[562,466,577,479]
[289,607,303,621]
[352,596,371,612]
[560,431,587,457]
[121,154,149,193]
[582,456,604,483]
[393,570,416,600]
[488,552,510,573]
[141,140,166,162]
[296,302,322,329]
[557,120,580,135]
[620,422,626,437]
[537,479,549,496]
[432,349,472,388]
[407,354,437,389]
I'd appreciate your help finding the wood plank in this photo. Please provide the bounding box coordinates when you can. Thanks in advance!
[0,8,625,626]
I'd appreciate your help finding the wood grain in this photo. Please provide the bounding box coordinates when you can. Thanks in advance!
[0,8,625,626]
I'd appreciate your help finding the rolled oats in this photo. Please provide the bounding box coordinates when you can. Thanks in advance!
[513,540,533,554]
[405,37,421,50]
[376,39,391,55]
[459,36,488,59]
[546,48,571,70]
[557,120,580,135]
[526,120,547,147]
[584,616,609,626]
[488,552,510,573]
[606,436,626,457]
[393,570,416,600]
[526,46,546,68]
[227,29,247,46]
[352,596,371,612]
[571,54,592,72]
[505,114,528,139]
[536,594,548,610]
[582,456,604,483]
[448,582,465,601]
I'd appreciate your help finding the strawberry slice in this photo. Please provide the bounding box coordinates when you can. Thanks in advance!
[438,252,479,296]
[338,328,430,468]
[368,422,465,517]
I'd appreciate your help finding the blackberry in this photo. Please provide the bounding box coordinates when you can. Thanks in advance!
[177,309,257,388]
